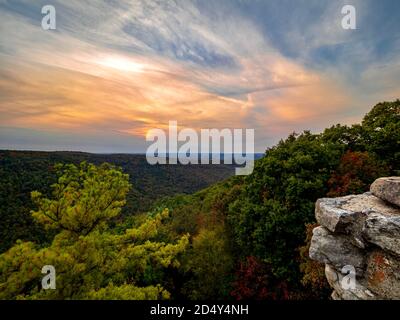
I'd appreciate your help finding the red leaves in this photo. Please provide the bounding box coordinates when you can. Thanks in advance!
[230,256,289,300]
[327,151,388,197]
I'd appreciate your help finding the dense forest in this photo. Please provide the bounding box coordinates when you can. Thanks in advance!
[0,100,399,300]
[0,152,234,253]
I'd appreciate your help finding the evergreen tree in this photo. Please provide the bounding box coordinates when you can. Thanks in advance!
[0,162,188,299]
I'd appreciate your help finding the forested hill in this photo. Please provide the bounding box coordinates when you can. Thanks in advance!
[146,100,400,299]
[0,151,234,252]
[0,100,398,300]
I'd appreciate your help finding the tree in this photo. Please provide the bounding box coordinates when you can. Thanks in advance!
[360,100,400,173]
[182,227,234,300]
[30,162,131,235]
[231,256,289,300]
[228,131,343,283]
[0,162,189,299]
[327,151,389,197]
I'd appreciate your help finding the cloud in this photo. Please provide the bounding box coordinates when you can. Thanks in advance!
[0,0,399,152]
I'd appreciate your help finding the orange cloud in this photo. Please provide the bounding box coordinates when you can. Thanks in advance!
[0,46,357,149]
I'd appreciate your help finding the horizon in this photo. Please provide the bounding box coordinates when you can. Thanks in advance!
[0,148,265,156]
[1,0,400,153]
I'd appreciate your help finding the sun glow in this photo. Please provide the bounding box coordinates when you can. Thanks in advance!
[97,56,145,73]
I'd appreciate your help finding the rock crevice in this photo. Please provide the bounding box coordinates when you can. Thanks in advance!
[309,177,400,300]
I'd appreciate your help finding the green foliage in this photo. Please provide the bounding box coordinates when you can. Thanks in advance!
[151,177,242,299]
[360,100,400,172]
[0,152,232,252]
[31,162,130,234]
[228,131,343,282]
[87,283,170,300]
[0,153,57,254]
[182,227,234,300]
[0,163,188,300]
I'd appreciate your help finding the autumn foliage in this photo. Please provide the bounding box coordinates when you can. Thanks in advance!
[327,151,389,197]
[231,256,289,300]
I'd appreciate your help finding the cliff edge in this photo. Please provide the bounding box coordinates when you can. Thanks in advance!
[309,177,400,299]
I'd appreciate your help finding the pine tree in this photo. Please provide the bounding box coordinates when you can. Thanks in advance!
[0,162,188,299]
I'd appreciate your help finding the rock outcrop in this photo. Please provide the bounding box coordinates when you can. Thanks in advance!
[371,177,400,208]
[309,177,400,300]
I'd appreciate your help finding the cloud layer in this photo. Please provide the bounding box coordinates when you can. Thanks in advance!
[0,0,399,152]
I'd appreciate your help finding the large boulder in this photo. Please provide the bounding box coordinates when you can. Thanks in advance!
[315,192,397,248]
[309,226,365,274]
[315,195,366,234]
[309,177,400,300]
[370,177,400,207]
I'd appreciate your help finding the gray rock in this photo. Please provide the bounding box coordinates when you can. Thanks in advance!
[363,212,400,256]
[340,192,396,215]
[315,193,397,248]
[370,177,400,207]
[315,196,364,233]
[309,226,365,274]
[325,264,375,300]
[315,193,393,235]
[310,179,400,300]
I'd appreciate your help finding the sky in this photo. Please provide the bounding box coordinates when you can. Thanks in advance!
[0,0,399,153]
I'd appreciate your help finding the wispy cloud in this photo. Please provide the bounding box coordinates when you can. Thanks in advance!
[0,0,399,152]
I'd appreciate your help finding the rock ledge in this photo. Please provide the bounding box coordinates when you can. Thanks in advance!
[309,177,400,300]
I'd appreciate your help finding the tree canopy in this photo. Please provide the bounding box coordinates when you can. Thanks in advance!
[0,162,188,299]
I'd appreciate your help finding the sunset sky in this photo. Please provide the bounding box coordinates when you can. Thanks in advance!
[0,0,399,153]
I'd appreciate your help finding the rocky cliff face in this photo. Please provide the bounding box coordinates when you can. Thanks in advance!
[309,177,400,300]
